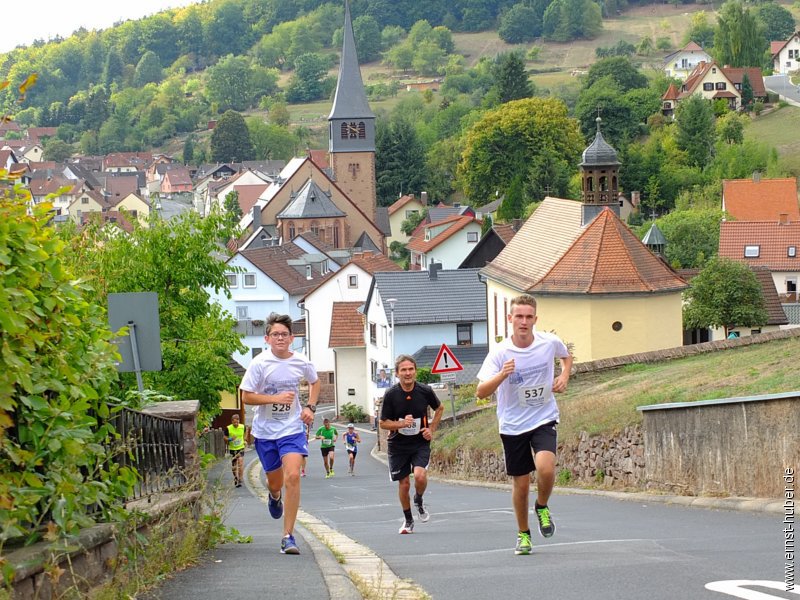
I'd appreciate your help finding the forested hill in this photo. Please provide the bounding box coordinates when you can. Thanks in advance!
[1,0,662,156]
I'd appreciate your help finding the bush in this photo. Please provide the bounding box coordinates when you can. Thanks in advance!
[0,175,135,547]
[340,402,368,423]
[416,367,441,384]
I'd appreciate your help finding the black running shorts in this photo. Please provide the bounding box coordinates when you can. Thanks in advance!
[500,421,558,476]
[387,443,431,482]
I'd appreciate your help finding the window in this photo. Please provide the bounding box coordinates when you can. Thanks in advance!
[226,273,238,288]
[252,347,262,358]
[715,82,726,90]
[370,360,378,382]
[328,372,335,385]
[712,67,717,74]
[744,245,760,258]
[734,83,741,90]
[321,262,329,275]
[424,230,431,241]
[82,197,89,204]
[348,274,358,288]
[288,222,295,239]
[751,329,761,335]
[305,265,312,279]
[467,231,478,243]
[457,323,473,346]
[703,82,714,91]
[243,273,256,287]
[405,209,419,219]
[789,246,797,258]
[236,306,249,319]
[381,325,388,347]
[369,323,377,345]
[358,121,366,139]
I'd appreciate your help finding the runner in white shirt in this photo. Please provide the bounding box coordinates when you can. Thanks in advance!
[476,294,572,556]
[240,313,320,555]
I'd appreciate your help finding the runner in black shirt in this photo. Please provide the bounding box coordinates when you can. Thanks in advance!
[380,354,443,534]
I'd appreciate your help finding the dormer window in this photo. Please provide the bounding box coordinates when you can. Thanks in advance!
[305,265,312,279]
[789,246,797,258]
[424,229,431,241]
[744,245,760,258]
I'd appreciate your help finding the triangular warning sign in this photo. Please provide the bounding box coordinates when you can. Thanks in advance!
[430,343,464,374]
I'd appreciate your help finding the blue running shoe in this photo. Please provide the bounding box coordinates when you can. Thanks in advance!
[268,493,283,519]
[281,534,300,554]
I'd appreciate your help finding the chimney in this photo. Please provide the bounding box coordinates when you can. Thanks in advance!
[251,205,261,231]
[779,213,789,225]
[631,191,641,207]
[752,171,761,183]
[428,262,442,280]
[421,191,428,205]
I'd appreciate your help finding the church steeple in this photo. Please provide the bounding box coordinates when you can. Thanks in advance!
[579,116,621,225]
[327,0,377,224]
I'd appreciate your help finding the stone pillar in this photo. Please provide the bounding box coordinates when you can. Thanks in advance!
[142,400,200,479]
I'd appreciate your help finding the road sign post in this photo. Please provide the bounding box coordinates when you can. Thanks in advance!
[431,344,464,424]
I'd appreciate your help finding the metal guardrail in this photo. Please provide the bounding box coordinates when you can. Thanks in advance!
[109,407,186,502]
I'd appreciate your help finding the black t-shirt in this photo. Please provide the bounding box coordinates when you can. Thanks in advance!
[380,382,441,448]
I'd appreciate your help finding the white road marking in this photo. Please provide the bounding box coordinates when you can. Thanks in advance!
[706,580,800,599]
[417,538,653,557]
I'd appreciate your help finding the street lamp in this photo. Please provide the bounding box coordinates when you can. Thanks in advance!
[386,297,397,375]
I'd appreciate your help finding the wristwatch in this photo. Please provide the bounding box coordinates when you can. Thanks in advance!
[305,403,317,413]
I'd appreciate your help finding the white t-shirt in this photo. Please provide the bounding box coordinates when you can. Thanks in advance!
[240,348,318,440]
[477,331,569,436]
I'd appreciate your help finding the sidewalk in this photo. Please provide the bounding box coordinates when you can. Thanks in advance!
[144,448,360,600]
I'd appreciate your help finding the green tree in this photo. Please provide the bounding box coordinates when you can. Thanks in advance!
[683,256,768,333]
[458,97,583,205]
[714,1,767,68]
[741,72,754,110]
[353,15,382,63]
[716,111,746,145]
[384,44,415,71]
[481,213,494,237]
[675,95,716,168]
[376,116,427,205]
[206,54,254,112]
[211,110,255,163]
[542,0,603,42]
[497,174,526,221]
[43,137,74,161]
[103,48,125,88]
[584,56,648,92]
[656,208,724,269]
[684,11,716,48]
[247,118,299,160]
[1,177,133,545]
[133,51,163,87]
[268,100,291,127]
[285,52,328,103]
[400,208,427,236]
[499,4,540,43]
[183,134,195,165]
[493,52,533,104]
[62,210,245,419]
[755,3,796,44]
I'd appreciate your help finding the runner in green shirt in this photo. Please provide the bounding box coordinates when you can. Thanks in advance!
[315,418,338,478]
[225,413,247,487]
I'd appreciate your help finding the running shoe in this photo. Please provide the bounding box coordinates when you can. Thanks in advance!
[415,497,429,523]
[398,520,414,534]
[329,469,335,477]
[280,534,300,554]
[300,469,306,477]
[268,493,283,519]
[515,531,532,555]
[325,471,331,479]
[535,505,555,538]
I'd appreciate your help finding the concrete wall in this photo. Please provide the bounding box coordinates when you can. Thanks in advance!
[640,392,800,498]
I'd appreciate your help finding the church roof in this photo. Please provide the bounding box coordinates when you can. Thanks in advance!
[580,117,620,167]
[276,179,346,219]
[529,208,687,294]
[328,0,375,121]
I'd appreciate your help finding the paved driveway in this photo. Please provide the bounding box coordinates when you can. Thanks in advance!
[765,74,800,106]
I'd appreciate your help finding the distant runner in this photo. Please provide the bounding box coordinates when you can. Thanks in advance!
[315,418,338,478]
[343,423,361,476]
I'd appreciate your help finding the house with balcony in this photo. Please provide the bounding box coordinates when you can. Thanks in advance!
[208,242,335,369]
[664,42,713,80]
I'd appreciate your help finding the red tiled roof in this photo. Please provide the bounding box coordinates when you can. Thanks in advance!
[682,41,704,52]
[81,210,134,233]
[771,40,788,56]
[30,175,74,196]
[723,177,799,221]
[240,243,334,295]
[712,91,737,99]
[388,194,417,216]
[235,184,270,215]
[493,223,518,245]
[406,215,477,253]
[662,83,679,101]
[164,168,193,187]
[724,67,767,97]
[530,208,687,294]
[349,251,403,274]
[308,149,329,169]
[719,221,800,271]
[329,302,365,348]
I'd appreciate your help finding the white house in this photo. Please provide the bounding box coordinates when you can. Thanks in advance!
[300,251,401,407]
[208,242,334,368]
[771,31,800,75]
[664,41,713,80]
[406,214,483,270]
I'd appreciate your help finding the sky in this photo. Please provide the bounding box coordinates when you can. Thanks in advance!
[1,0,199,53]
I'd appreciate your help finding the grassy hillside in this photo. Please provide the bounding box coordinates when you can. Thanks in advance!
[744,105,800,175]
[435,336,800,454]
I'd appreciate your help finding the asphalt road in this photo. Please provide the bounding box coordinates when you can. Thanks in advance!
[765,74,800,107]
[300,428,789,600]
